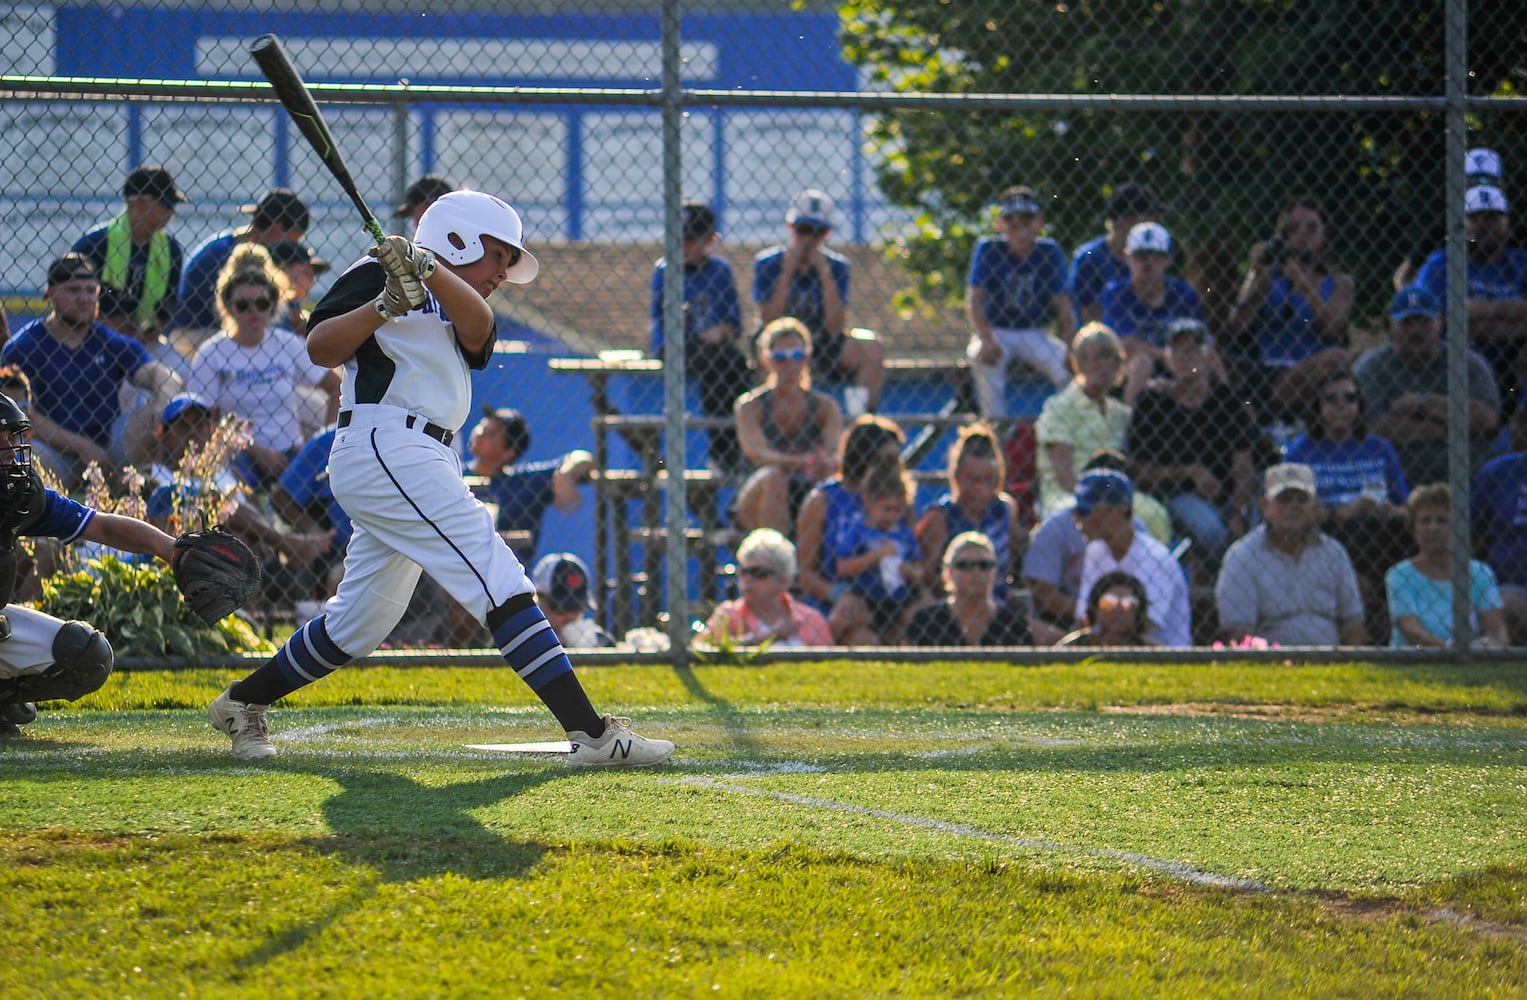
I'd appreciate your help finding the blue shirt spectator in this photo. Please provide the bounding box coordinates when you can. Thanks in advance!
[967,236,1069,330]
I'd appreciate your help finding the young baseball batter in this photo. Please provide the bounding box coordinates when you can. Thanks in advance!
[208,191,673,766]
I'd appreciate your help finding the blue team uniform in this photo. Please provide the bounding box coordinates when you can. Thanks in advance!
[1068,236,1129,320]
[470,458,561,563]
[1416,246,1527,312]
[752,245,852,340]
[650,255,742,355]
[967,237,1068,329]
[1472,451,1527,589]
[834,515,922,604]
[1100,277,1206,349]
[173,230,240,331]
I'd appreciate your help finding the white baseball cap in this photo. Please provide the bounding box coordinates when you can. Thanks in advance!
[1465,147,1502,183]
[1465,185,1509,215]
[786,189,835,229]
[1125,221,1172,255]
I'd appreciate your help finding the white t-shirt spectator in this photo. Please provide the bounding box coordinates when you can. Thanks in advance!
[189,327,330,452]
[1077,531,1192,646]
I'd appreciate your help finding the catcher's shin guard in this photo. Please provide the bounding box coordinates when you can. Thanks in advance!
[6,621,114,704]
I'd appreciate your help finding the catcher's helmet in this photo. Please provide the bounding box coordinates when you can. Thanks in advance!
[0,392,32,467]
[415,191,539,283]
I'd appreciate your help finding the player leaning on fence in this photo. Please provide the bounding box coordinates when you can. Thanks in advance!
[206,191,673,767]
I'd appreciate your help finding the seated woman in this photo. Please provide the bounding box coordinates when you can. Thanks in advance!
[1225,194,1355,421]
[696,527,831,647]
[731,317,842,536]
[1386,483,1508,648]
[188,244,341,486]
[1033,322,1132,515]
[906,531,1031,646]
[1057,570,1156,647]
[915,422,1021,605]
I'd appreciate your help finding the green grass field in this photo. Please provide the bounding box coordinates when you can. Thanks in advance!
[3,659,1526,998]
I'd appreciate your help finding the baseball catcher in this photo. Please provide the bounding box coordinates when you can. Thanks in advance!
[0,392,254,737]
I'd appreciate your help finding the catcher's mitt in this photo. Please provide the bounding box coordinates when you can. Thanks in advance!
[171,525,261,625]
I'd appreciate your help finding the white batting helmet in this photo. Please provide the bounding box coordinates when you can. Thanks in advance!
[415,191,539,283]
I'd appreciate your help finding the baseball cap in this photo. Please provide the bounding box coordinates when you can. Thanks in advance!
[393,174,455,218]
[481,405,530,456]
[1389,285,1441,320]
[1166,317,1211,346]
[998,189,1044,217]
[1465,185,1509,215]
[123,165,189,207]
[681,203,717,241]
[1106,182,1163,220]
[1465,147,1502,183]
[1125,221,1172,255]
[1074,470,1134,514]
[269,241,330,275]
[532,552,596,612]
[161,393,212,427]
[45,252,96,287]
[1263,462,1317,500]
[786,189,835,230]
[241,188,310,231]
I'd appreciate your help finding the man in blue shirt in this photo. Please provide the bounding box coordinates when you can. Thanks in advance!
[3,255,183,482]
[1471,407,1527,644]
[1068,182,1163,325]
[754,190,885,416]
[965,186,1075,416]
[1416,185,1527,413]
[651,203,751,470]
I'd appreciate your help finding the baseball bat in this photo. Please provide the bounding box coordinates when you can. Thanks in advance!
[248,33,387,245]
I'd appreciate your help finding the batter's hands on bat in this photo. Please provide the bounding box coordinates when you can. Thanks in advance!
[373,272,425,319]
[369,236,437,282]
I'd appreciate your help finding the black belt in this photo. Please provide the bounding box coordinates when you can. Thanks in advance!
[337,410,454,447]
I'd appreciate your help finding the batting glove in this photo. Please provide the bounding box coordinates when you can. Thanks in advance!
[373,272,426,319]
[369,236,437,282]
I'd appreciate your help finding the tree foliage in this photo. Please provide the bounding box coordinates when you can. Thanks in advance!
[839,0,1526,327]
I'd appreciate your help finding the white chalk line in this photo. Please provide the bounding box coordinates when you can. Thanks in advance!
[668,771,1267,891]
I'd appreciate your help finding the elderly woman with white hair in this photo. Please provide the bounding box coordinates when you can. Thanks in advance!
[696,528,833,646]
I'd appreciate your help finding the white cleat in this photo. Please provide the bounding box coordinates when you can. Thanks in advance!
[566,715,674,768]
[208,684,278,760]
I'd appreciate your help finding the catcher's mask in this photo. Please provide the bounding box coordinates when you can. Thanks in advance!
[0,393,33,469]
[415,191,539,283]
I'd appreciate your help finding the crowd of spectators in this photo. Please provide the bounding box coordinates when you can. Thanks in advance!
[8,153,1526,653]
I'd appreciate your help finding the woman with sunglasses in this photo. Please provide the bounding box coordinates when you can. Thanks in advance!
[1057,571,1154,647]
[1225,194,1355,421]
[189,244,340,485]
[696,527,832,647]
[732,317,843,536]
[1282,367,1411,639]
[907,531,1030,646]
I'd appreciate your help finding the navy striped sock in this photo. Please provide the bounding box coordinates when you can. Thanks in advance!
[488,594,600,734]
[231,615,351,706]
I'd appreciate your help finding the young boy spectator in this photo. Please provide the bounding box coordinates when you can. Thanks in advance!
[466,406,594,565]
[965,186,1075,416]
[1100,222,1212,402]
[531,552,612,649]
[754,190,885,416]
[650,202,751,471]
[71,164,190,340]
[827,458,926,644]
[3,254,183,481]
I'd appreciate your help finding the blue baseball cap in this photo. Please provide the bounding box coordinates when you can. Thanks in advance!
[1389,286,1440,321]
[1075,470,1134,513]
[161,393,212,426]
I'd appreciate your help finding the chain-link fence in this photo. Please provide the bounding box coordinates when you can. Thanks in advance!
[1,1,1522,659]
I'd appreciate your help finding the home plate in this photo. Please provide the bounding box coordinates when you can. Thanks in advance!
[466,741,573,754]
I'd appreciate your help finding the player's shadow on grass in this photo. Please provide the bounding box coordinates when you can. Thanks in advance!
[670,664,765,750]
[234,763,559,971]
